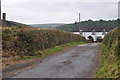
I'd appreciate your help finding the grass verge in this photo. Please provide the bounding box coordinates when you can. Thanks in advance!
[95,43,119,78]
[17,41,87,61]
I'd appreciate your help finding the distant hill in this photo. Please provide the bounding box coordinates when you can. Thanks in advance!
[56,24,74,32]
[30,23,65,28]
[3,20,30,27]
[4,20,65,28]
[56,19,119,32]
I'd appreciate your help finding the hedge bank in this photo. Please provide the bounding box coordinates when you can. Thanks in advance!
[2,27,86,57]
[102,26,120,56]
[95,26,120,78]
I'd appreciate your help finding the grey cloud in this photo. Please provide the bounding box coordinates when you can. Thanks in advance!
[2,1,118,24]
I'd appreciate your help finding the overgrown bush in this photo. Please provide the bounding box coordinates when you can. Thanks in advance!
[96,26,120,78]
[2,27,86,57]
[102,26,120,56]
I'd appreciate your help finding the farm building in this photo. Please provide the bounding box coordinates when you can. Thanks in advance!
[73,23,116,42]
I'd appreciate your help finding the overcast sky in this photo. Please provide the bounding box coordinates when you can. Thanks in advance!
[1,0,120,24]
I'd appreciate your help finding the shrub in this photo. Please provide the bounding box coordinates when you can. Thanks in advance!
[37,51,44,56]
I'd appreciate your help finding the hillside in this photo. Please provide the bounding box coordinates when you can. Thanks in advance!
[56,24,74,32]
[56,19,119,32]
[30,23,65,28]
[3,20,30,27]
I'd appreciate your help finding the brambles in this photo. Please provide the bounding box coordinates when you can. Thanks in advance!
[2,27,86,57]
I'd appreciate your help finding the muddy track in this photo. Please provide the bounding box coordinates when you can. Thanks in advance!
[5,43,101,78]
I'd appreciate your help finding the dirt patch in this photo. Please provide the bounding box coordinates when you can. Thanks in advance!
[2,58,42,78]
[61,60,72,65]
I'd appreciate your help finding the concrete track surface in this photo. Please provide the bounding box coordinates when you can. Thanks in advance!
[13,43,100,78]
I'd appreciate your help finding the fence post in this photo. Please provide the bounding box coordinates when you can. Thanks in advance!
[2,13,6,27]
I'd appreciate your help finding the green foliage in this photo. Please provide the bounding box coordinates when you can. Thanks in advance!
[11,25,22,30]
[2,27,86,57]
[102,27,120,56]
[56,24,74,32]
[17,41,87,61]
[37,51,44,56]
[43,41,86,56]
[56,19,119,32]
[44,46,64,56]
[95,43,119,78]
[95,26,120,78]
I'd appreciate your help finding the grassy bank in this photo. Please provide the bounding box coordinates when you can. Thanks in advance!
[95,27,120,78]
[95,43,119,78]
[17,41,87,61]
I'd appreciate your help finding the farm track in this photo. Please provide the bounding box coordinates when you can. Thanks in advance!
[12,43,101,78]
